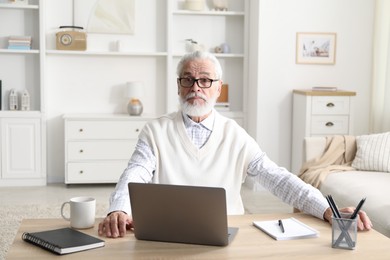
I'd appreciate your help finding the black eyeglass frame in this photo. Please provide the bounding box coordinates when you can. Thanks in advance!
[177,77,220,89]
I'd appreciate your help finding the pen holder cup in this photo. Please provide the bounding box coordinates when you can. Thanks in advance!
[331,215,357,250]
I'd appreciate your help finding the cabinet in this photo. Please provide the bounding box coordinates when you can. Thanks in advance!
[291,90,356,174]
[0,0,46,186]
[0,114,44,185]
[64,114,153,184]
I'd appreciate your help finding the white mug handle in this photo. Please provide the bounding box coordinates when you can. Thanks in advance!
[61,201,71,221]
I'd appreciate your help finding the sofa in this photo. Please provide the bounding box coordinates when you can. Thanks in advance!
[299,132,390,238]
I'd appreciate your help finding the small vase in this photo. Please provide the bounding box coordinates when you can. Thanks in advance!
[128,99,143,116]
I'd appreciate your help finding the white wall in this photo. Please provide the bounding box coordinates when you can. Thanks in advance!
[256,0,374,170]
[45,0,375,182]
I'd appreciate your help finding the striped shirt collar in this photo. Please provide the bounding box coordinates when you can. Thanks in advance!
[182,110,215,131]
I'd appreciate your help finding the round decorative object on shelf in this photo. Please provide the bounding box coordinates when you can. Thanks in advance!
[128,99,143,116]
[126,81,144,116]
[212,0,228,11]
[185,0,205,11]
[215,43,231,53]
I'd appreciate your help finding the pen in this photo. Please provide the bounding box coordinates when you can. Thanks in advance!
[328,195,341,218]
[278,219,285,233]
[350,197,366,219]
[325,195,338,218]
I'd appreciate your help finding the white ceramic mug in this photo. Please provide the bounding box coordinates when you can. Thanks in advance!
[61,197,96,229]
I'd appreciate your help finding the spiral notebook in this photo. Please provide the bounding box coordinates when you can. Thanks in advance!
[22,227,105,255]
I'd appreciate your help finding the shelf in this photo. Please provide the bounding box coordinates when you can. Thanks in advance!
[62,112,243,120]
[0,3,38,9]
[172,52,244,58]
[63,113,157,120]
[0,111,42,118]
[173,10,244,16]
[0,49,39,54]
[46,50,168,57]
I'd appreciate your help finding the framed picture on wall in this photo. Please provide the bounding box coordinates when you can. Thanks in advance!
[296,32,337,65]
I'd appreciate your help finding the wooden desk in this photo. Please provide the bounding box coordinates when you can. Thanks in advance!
[7,213,390,259]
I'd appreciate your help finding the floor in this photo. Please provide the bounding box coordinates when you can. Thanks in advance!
[0,183,293,214]
[0,184,114,207]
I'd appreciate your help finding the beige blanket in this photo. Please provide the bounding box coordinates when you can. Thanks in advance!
[298,135,357,188]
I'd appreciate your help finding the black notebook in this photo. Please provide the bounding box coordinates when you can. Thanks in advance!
[22,227,105,255]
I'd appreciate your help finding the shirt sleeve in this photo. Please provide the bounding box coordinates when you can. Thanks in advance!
[247,151,329,220]
[108,138,156,214]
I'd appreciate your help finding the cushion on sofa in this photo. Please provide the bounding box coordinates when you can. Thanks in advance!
[351,132,390,172]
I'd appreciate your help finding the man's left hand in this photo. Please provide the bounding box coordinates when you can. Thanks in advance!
[323,207,373,231]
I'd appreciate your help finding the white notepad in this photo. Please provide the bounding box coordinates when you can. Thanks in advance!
[253,217,319,240]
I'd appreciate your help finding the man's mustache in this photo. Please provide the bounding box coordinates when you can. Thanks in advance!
[185,92,207,101]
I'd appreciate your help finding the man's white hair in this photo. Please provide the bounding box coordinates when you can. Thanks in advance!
[176,51,223,79]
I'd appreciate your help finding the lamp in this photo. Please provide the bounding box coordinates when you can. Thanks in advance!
[126,81,144,116]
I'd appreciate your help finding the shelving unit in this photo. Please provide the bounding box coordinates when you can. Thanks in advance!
[166,0,248,123]
[45,50,168,57]
[45,0,248,123]
[0,0,46,186]
[0,0,256,184]
[13,0,257,184]
[43,0,251,184]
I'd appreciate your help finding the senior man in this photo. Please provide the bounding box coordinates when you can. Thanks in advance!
[98,51,372,238]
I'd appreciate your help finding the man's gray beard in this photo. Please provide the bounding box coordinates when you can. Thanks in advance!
[179,93,217,117]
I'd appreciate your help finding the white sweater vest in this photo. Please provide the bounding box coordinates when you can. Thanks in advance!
[139,111,259,214]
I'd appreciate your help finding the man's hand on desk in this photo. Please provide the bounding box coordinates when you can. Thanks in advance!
[98,211,133,238]
[323,207,373,231]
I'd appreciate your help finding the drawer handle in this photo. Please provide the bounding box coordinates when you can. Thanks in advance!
[79,170,83,174]
[79,128,84,132]
[79,149,84,153]
[135,128,140,132]
[325,122,334,127]
[326,102,335,108]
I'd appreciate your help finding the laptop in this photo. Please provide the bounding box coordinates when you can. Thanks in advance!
[128,183,238,246]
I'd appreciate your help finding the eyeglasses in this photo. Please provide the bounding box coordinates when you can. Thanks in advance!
[177,77,219,89]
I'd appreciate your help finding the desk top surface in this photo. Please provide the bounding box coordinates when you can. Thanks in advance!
[7,213,390,259]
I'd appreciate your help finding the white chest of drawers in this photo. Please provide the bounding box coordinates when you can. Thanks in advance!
[291,90,356,174]
[64,114,153,184]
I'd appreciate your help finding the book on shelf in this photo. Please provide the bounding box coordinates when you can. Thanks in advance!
[311,86,338,92]
[253,217,319,241]
[8,45,31,50]
[8,35,32,50]
[22,227,105,255]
